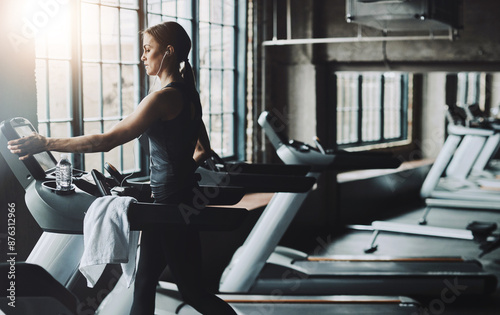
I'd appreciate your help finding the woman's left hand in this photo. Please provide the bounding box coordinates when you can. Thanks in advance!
[7,132,48,160]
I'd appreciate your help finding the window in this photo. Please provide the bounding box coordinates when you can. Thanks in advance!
[80,0,142,174]
[336,72,410,148]
[146,0,240,158]
[456,72,481,106]
[35,0,245,174]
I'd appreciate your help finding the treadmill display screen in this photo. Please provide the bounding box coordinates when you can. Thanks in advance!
[13,124,57,172]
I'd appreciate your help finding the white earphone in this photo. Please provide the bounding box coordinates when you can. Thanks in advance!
[149,50,171,93]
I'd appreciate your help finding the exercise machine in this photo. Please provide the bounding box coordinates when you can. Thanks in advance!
[353,105,500,254]
[0,117,246,314]
[216,110,497,297]
[0,117,421,315]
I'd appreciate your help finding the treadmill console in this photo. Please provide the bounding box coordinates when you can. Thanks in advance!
[258,111,402,171]
[0,117,97,233]
[0,117,59,188]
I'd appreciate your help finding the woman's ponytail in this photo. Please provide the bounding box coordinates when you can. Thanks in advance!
[180,59,198,97]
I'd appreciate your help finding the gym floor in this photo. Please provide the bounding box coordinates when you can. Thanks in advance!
[318,206,500,315]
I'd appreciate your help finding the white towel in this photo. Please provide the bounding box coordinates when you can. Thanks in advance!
[79,195,140,288]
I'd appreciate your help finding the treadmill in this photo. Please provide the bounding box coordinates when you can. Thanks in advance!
[215,110,497,298]
[0,117,421,315]
[349,105,500,255]
[421,104,500,212]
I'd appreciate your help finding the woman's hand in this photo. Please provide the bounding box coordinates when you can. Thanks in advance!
[7,132,48,160]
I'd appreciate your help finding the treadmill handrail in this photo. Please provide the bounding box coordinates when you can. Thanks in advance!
[448,124,494,137]
[196,167,316,193]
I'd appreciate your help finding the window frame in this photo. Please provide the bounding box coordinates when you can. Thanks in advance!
[334,71,410,150]
[34,0,247,176]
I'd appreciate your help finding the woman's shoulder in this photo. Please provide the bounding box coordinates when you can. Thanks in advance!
[145,87,182,105]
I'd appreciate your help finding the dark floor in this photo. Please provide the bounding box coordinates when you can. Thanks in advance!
[317,205,500,315]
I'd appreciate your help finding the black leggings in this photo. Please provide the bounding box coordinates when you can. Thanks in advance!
[130,199,236,314]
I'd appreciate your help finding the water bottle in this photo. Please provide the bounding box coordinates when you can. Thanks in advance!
[56,153,73,191]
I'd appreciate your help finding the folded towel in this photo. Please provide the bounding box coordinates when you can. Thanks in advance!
[79,196,140,288]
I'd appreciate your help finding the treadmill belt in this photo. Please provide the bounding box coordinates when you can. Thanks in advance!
[292,260,484,274]
[230,303,417,315]
[179,295,420,315]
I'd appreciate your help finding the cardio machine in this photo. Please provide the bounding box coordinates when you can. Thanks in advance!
[0,117,422,315]
[0,117,248,314]
[215,110,498,298]
[355,104,500,255]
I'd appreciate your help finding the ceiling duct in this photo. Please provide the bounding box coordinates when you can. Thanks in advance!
[346,0,463,32]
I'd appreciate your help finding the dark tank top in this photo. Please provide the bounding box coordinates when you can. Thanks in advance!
[144,81,202,203]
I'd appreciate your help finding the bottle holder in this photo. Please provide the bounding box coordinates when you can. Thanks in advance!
[42,180,75,195]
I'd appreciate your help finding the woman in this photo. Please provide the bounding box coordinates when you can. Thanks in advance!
[8,21,237,315]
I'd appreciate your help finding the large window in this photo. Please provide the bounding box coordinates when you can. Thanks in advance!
[336,72,410,148]
[35,0,244,174]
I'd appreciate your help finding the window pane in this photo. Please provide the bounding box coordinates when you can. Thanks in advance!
[85,152,102,172]
[199,0,209,22]
[36,60,48,121]
[199,22,210,67]
[211,24,222,68]
[177,0,192,19]
[83,121,102,171]
[148,13,162,26]
[199,68,210,111]
[148,0,162,13]
[81,3,100,60]
[384,73,401,139]
[211,70,222,113]
[222,114,234,156]
[102,64,120,117]
[210,114,222,153]
[362,73,381,142]
[123,140,139,172]
[222,26,235,69]
[45,4,71,59]
[337,73,358,145]
[223,0,235,25]
[104,120,121,169]
[48,60,71,120]
[122,65,139,116]
[162,0,177,17]
[121,9,139,62]
[83,63,101,118]
[467,73,480,104]
[50,122,71,139]
[223,70,234,113]
[101,6,120,61]
[37,123,49,137]
[211,0,223,24]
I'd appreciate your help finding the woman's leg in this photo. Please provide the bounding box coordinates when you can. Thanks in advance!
[130,229,167,315]
[162,226,237,315]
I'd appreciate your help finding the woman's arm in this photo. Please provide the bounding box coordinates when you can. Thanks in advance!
[193,121,212,165]
[8,91,173,160]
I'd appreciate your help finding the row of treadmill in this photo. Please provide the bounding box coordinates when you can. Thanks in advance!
[0,106,499,315]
